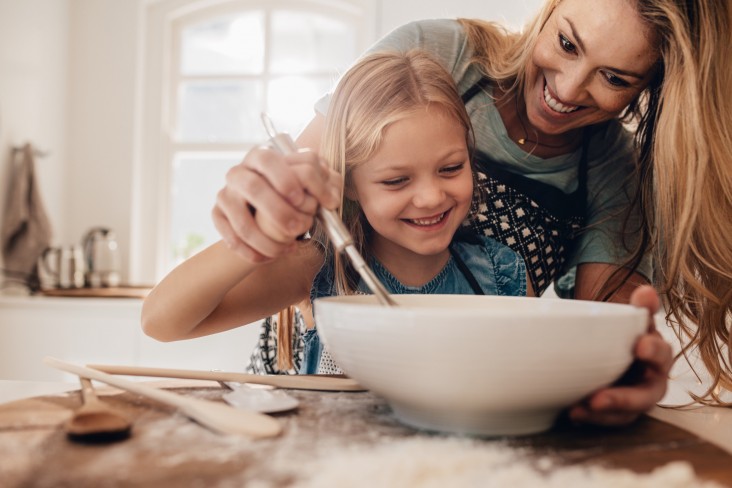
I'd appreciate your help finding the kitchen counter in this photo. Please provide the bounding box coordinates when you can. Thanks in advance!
[1,380,731,487]
[0,380,77,403]
[0,296,261,381]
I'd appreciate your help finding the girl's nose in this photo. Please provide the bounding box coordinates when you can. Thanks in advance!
[412,181,445,208]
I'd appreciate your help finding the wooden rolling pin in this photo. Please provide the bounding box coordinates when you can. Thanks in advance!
[88,364,366,392]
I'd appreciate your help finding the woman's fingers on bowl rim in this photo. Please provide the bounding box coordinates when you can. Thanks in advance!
[585,361,668,415]
[635,333,674,376]
[568,386,657,426]
[567,352,670,427]
[568,402,641,427]
[629,285,661,315]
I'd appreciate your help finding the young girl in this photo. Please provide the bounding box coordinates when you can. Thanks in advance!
[142,50,532,374]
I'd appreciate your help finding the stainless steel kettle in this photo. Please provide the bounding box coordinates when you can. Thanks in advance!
[82,227,121,287]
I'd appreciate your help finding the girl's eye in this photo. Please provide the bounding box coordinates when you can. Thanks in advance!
[603,71,630,88]
[440,163,466,175]
[558,34,576,54]
[381,177,407,187]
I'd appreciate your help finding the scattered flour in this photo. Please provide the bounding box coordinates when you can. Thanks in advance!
[294,437,724,488]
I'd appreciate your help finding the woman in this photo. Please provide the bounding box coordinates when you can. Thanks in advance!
[212,0,732,420]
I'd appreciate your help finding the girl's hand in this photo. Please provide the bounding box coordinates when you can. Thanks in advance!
[212,146,341,263]
[567,285,673,426]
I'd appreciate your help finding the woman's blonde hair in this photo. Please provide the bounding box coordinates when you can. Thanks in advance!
[633,0,732,405]
[457,1,559,97]
[275,50,473,369]
[462,0,732,404]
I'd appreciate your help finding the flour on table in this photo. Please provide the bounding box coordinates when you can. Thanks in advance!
[295,437,723,488]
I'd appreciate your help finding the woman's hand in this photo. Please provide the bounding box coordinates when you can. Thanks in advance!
[567,285,674,426]
[212,146,341,263]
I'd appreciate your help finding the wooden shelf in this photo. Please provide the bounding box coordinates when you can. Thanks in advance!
[38,286,151,299]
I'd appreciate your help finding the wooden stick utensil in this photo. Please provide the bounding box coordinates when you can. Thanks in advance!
[44,357,281,439]
[88,364,367,391]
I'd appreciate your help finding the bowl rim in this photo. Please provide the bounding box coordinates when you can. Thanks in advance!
[314,294,646,318]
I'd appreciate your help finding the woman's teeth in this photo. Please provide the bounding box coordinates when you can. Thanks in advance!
[544,84,580,113]
[409,213,446,226]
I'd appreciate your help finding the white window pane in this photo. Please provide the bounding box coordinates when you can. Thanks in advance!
[270,11,356,74]
[267,76,333,138]
[169,153,241,266]
[177,81,266,143]
[181,12,265,75]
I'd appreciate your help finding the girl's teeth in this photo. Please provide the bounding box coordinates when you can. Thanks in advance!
[544,84,579,113]
[410,213,445,226]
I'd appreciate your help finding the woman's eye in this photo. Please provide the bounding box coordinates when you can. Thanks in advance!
[603,72,630,88]
[558,34,576,54]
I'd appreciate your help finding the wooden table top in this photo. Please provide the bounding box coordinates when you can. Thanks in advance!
[1,386,730,487]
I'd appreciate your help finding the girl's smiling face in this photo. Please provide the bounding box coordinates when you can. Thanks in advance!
[524,0,659,136]
[348,105,472,267]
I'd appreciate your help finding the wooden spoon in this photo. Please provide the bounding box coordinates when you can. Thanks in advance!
[66,377,132,443]
[45,357,281,439]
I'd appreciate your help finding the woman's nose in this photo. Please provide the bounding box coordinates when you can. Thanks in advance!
[552,65,590,105]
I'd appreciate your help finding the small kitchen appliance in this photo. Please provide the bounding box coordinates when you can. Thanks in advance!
[82,227,121,287]
[39,244,85,289]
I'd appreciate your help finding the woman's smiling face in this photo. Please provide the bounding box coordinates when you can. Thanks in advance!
[524,0,659,136]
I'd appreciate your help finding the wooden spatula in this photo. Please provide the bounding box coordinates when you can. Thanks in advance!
[44,357,281,439]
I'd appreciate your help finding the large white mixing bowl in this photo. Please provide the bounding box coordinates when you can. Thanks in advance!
[314,294,647,436]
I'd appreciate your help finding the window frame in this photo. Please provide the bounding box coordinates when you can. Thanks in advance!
[132,0,375,284]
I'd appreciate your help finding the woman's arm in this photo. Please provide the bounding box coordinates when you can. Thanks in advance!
[141,240,323,342]
[570,263,673,426]
[574,262,649,303]
[525,272,535,297]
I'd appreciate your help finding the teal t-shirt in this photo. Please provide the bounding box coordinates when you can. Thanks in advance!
[315,19,652,294]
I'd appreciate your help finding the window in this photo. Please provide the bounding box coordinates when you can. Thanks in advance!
[134,0,374,283]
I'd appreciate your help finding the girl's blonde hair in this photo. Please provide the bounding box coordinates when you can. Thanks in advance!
[318,49,474,296]
[462,0,732,404]
[275,50,473,370]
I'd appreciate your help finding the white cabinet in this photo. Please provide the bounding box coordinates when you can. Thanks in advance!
[0,296,260,381]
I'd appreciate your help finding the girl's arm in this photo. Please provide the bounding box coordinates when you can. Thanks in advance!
[141,240,323,342]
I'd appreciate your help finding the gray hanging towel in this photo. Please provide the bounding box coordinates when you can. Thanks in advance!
[1,143,53,284]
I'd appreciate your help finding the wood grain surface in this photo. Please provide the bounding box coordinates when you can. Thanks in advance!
[0,387,730,487]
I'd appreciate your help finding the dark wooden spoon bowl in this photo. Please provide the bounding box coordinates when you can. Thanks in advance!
[66,377,132,443]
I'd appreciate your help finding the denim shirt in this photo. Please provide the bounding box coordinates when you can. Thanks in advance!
[300,235,527,374]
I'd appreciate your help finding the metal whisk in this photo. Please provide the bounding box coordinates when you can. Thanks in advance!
[261,113,396,307]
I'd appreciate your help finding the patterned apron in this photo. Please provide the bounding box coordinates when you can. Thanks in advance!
[462,77,588,295]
